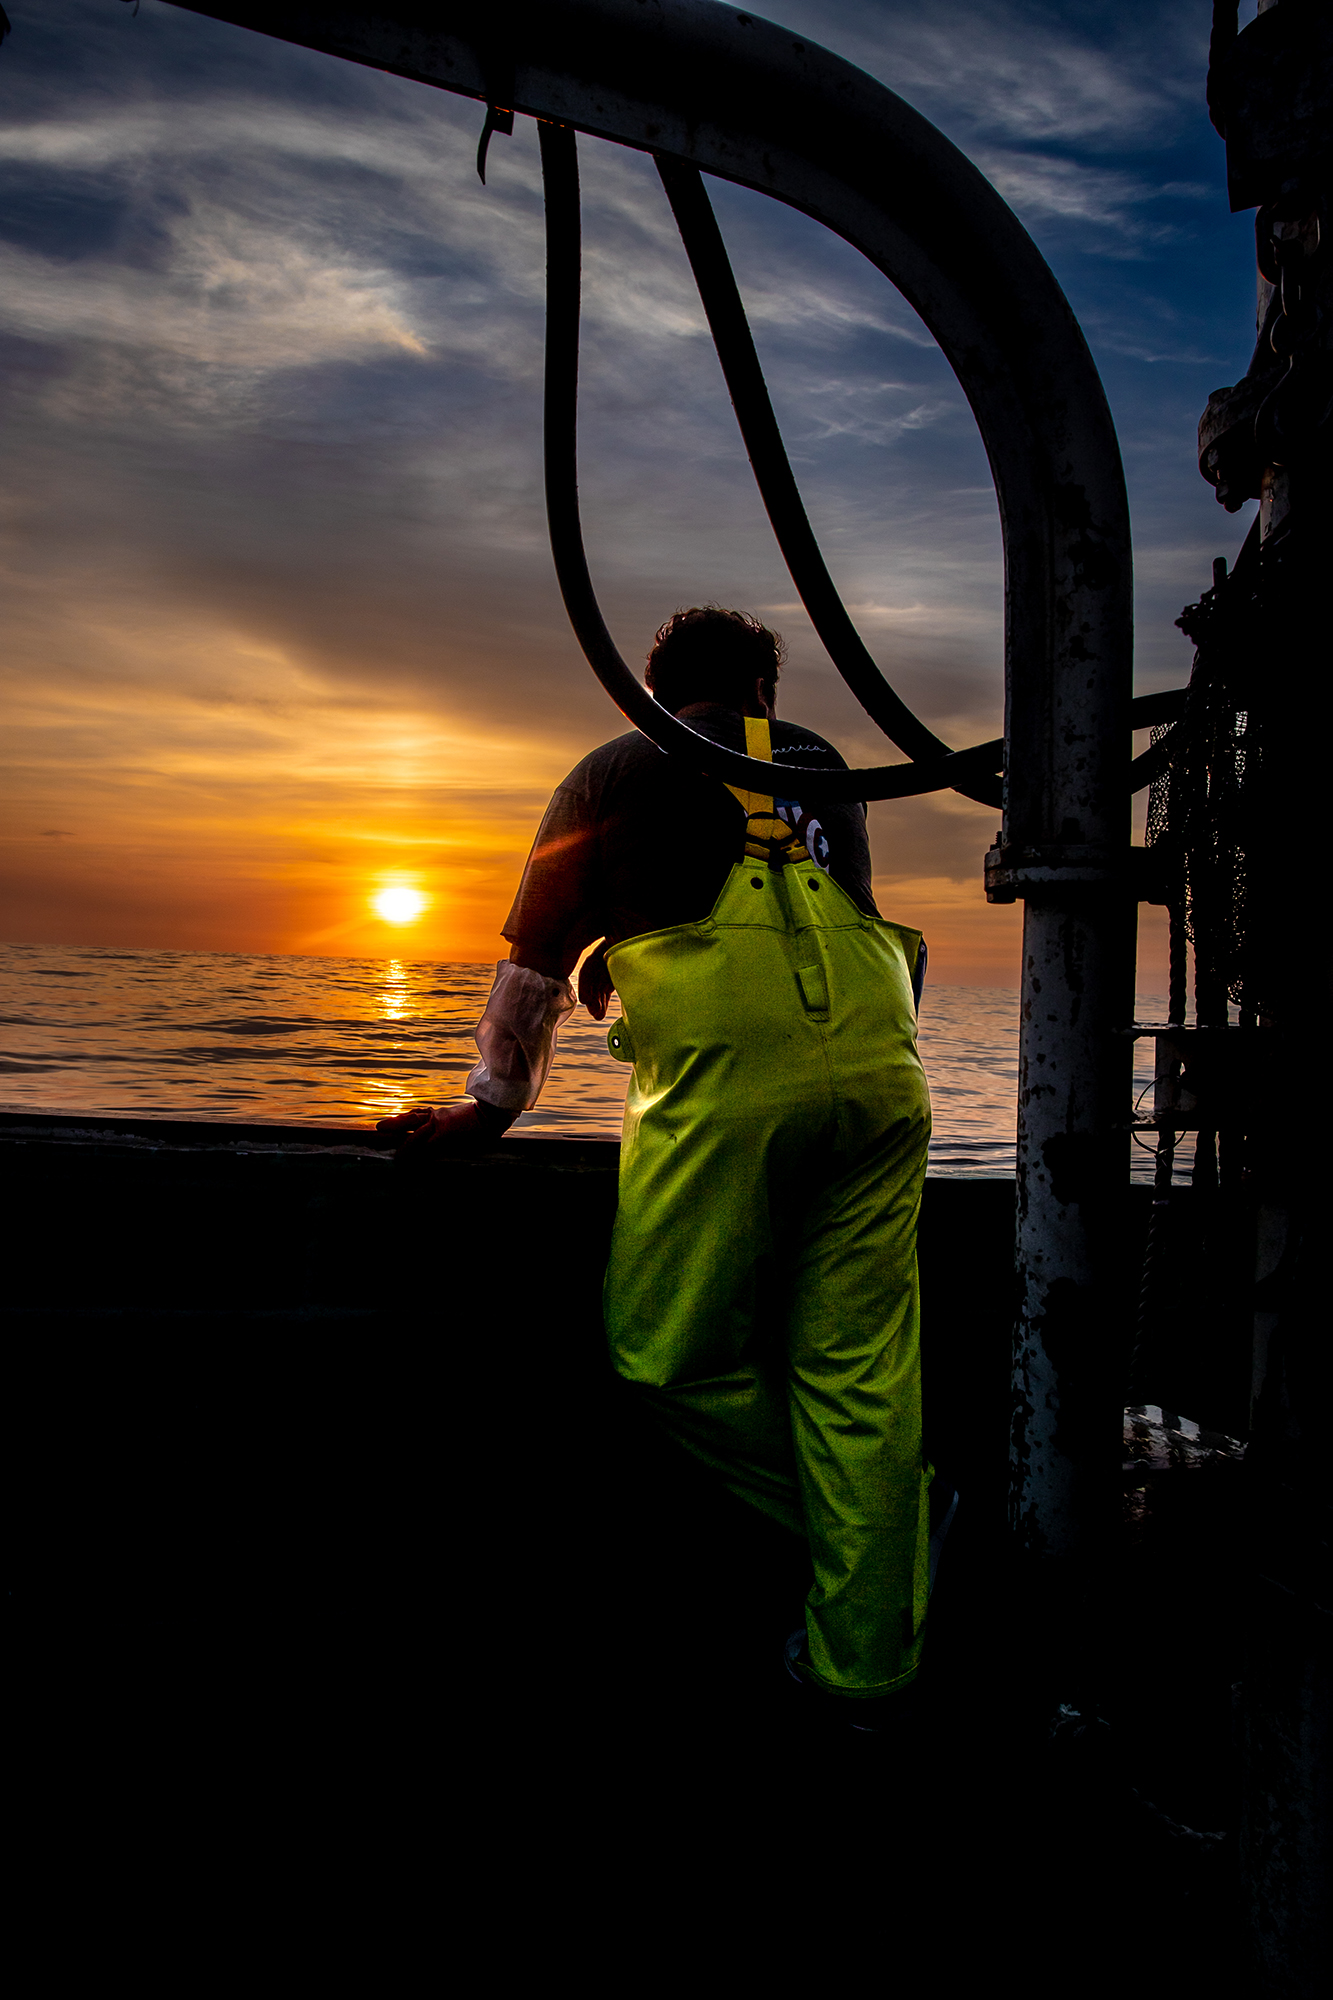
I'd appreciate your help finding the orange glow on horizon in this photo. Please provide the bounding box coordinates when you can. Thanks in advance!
[1,604,1025,983]
[0,607,588,964]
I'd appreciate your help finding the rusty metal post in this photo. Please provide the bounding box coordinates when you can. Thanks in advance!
[985,634,1133,1576]
[995,898,1134,1564]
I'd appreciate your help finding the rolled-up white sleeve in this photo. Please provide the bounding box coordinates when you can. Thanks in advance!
[466,961,577,1113]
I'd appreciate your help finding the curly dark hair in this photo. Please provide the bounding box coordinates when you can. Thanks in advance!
[644,606,784,714]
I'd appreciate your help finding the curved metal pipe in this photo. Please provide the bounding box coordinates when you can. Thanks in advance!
[156,0,1150,1570]
[164,1,1134,824]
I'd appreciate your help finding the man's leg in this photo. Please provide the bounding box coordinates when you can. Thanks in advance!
[783,1114,931,1697]
[603,1111,805,1535]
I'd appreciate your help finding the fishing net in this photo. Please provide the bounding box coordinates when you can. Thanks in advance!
[1146,532,1268,1027]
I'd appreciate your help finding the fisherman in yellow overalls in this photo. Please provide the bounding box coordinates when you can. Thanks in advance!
[386,608,935,1720]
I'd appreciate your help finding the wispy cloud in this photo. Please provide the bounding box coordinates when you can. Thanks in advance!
[760,0,1216,260]
[762,0,1204,149]
[975,151,1199,239]
[0,217,428,375]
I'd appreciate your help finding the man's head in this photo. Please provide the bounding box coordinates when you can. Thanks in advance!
[645,607,783,717]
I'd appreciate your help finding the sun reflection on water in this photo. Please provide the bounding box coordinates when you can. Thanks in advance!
[379,960,409,1023]
[363,960,417,1122]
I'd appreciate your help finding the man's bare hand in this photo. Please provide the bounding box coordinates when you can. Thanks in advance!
[375,1100,510,1159]
[375,1106,434,1144]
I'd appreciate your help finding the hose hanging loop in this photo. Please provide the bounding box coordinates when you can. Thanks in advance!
[538,120,1005,805]
[657,157,1001,811]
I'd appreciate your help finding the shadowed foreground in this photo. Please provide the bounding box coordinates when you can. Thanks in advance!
[7,1118,1247,1972]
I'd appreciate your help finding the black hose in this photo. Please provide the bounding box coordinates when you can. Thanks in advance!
[657,158,1003,810]
[541,125,1182,805]
[539,120,1004,805]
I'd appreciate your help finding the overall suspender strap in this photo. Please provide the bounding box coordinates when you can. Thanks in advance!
[725,717,812,867]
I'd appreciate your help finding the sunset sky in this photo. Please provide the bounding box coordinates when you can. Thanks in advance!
[0,0,1261,981]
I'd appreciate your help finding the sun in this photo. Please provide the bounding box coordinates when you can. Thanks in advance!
[372,886,428,925]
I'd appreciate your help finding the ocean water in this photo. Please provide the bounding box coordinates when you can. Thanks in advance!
[0,942,1179,1179]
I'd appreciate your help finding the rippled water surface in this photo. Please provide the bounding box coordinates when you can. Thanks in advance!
[0,943,1173,1178]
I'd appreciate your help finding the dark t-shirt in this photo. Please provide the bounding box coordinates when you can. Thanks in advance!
[503,704,878,973]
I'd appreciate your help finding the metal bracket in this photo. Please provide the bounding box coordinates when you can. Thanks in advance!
[985,844,1167,905]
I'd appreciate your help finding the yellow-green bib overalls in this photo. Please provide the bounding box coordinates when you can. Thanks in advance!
[603,719,932,1698]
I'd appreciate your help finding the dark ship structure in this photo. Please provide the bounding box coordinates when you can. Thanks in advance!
[5,3,1328,1982]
